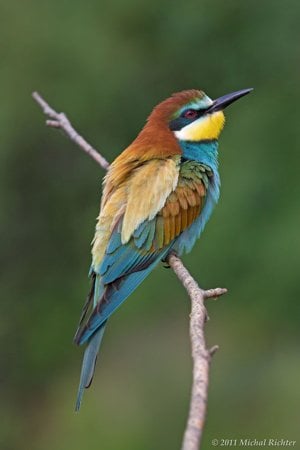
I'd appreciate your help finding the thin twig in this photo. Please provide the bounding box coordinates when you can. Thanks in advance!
[168,254,227,450]
[32,92,110,170]
[32,92,227,450]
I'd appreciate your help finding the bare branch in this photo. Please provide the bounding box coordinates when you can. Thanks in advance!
[32,92,228,450]
[167,254,227,450]
[32,91,110,170]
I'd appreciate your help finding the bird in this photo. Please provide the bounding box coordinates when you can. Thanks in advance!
[74,87,253,410]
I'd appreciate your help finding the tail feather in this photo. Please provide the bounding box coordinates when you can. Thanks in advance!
[75,322,107,411]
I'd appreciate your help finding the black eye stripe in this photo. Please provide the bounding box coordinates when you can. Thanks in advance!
[181,108,203,119]
[169,108,206,131]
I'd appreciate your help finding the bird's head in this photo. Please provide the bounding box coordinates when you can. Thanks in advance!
[148,88,253,143]
[125,88,252,162]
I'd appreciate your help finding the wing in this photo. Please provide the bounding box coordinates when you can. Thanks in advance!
[74,160,208,345]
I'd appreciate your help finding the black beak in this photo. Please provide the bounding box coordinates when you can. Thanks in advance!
[207,88,253,113]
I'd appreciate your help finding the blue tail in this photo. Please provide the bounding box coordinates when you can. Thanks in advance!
[75,322,107,411]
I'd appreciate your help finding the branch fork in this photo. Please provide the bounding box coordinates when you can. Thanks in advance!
[32,92,227,450]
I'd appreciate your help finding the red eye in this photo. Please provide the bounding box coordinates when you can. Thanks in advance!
[183,109,198,119]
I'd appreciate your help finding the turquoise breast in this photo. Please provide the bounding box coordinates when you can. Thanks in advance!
[172,140,221,255]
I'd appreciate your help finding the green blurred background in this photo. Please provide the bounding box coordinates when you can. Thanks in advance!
[1,0,300,449]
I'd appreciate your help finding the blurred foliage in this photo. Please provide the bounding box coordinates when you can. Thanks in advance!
[1,0,300,449]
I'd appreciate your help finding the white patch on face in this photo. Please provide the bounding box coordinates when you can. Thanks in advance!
[174,115,206,140]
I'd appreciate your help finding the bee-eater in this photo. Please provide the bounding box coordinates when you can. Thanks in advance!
[74,88,252,410]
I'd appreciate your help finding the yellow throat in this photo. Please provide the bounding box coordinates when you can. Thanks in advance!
[174,111,225,141]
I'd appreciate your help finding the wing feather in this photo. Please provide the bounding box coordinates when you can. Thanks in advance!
[75,158,209,345]
[121,158,179,243]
